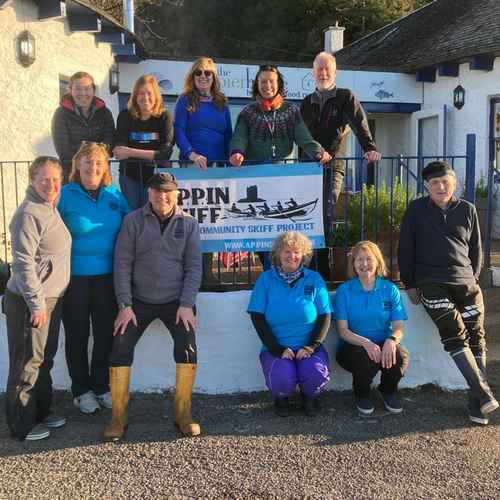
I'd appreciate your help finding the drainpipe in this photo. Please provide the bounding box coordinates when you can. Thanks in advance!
[123,0,134,33]
[324,21,345,53]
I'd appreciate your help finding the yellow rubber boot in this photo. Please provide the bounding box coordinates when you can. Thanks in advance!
[174,363,201,437]
[103,367,131,442]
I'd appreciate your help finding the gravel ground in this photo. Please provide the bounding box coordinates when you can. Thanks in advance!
[1,290,499,500]
[0,379,499,500]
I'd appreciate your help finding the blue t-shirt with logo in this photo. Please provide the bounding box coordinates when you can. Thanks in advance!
[59,183,130,276]
[247,267,332,351]
[334,277,407,344]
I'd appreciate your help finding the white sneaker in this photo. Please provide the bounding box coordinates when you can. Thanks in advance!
[74,391,100,414]
[96,391,112,409]
[25,423,50,441]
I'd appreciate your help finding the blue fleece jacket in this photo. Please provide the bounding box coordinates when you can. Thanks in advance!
[174,94,232,163]
[58,183,130,276]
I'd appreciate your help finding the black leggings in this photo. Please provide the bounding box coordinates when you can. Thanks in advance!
[109,300,197,366]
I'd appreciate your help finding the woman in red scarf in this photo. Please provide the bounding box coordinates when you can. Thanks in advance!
[229,65,330,166]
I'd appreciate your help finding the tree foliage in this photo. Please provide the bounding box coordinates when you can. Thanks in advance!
[90,0,432,62]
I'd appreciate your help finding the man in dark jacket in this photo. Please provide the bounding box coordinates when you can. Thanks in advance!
[398,161,498,425]
[300,52,380,279]
[51,71,115,182]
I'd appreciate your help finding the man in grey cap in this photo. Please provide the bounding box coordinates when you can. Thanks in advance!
[103,173,202,441]
[398,160,498,425]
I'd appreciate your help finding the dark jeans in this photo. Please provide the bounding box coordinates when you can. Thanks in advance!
[337,342,409,398]
[109,300,197,366]
[4,290,63,440]
[62,274,117,397]
[419,283,486,354]
[119,174,147,210]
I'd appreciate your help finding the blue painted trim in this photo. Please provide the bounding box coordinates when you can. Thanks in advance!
[443,105,447,157]
[115,55,143,63]
[465,134,476,203]
[470,55,494,71]
[160,163,321,180]
[37,0,63,19]
[362,102,421,113]
[438,63,459,77]
[416,67,436,83]
[112,43,136,56]
[66,11,100,32]
[96,32,125,44]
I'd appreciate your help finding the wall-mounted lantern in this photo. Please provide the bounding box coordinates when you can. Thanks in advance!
[17,30,36,67]
[109,64,119,94]
[453,85,465,110]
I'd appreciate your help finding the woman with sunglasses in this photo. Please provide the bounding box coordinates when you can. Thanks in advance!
[113,74,174,210]
[174,58,233,282]
[174,57,232,169]
[58,143,130,414]
[230,65,331,167]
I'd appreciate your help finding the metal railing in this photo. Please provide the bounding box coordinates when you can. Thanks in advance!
[0,145,476,291]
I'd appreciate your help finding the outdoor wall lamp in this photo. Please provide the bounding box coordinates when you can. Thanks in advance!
[109,64,119,94]
[453,85,465,110]
[17,30,35,67]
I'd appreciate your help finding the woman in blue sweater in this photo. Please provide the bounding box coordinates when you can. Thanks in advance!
[174,57,232,168]
[174,57,232,281]
[59,142,130,414]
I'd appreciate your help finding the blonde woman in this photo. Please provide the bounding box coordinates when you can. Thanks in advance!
[247,231,332,417]
[58,143,130,414]
[5,157,71,440]
[174,57,232,168]
[334,241,409,415]
[113,74,174,209]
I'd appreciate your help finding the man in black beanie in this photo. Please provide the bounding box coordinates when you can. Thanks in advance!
[398,160,498,424]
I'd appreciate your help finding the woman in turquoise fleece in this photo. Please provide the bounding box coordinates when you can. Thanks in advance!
[58,142,130,414]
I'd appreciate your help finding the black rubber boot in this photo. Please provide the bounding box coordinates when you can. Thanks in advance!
[468,354,489,425]
[452,349,498,415]
[274,398,290,417]
[302,394,319,417]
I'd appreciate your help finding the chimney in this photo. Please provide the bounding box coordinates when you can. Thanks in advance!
[123,0,134,33]
[324,22,345,53]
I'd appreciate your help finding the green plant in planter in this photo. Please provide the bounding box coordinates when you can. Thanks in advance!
[331,181,414,247]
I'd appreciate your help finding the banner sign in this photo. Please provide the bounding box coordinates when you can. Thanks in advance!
[162,163,325,252]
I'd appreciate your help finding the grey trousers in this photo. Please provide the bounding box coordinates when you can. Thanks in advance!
[4,290,63,440]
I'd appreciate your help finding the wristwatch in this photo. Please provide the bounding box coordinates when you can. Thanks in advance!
[388,335,398,343]
[118,302,131,310]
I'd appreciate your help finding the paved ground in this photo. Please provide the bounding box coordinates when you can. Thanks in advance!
[1,291,499,499]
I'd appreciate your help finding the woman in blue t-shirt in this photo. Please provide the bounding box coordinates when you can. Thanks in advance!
[59,142,130,414]
[248,231,332,417]
[334,241,409,415]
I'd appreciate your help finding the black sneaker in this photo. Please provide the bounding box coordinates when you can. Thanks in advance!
[302,395,319,417]
[274,398,290,417]
[42,414,67,429]
[356,398,375,415]
[469,396,489,425]
[380,391,403,413]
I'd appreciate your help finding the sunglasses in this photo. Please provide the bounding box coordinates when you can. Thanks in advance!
[193,69,213,78]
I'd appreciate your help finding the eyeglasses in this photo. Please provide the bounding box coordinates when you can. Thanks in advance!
[193,69,213,78]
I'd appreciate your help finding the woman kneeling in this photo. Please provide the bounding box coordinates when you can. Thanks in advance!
[334,241,409,415]
[248,231,332,417]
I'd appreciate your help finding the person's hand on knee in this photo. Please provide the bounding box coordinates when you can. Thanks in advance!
[113,306,137,336]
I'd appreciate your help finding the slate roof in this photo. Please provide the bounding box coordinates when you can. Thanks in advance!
[335,0,500,73]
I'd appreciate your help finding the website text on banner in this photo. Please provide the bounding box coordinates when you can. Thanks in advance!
[161,163,325,252]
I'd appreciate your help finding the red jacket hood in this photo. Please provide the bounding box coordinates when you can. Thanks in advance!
[61,95,107,112]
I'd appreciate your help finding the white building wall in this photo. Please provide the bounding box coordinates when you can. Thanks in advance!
[0,291,466,394]
[419,61,500,180]
[0,0,119,163]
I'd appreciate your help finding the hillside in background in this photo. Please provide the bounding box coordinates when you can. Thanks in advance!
[92,0,432,62]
